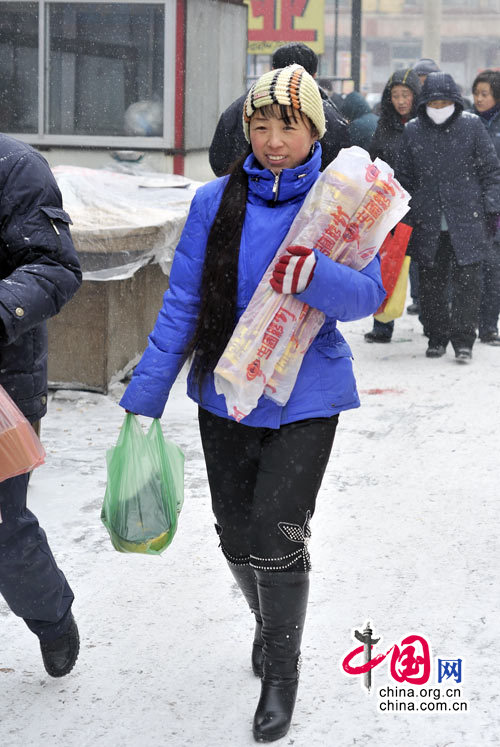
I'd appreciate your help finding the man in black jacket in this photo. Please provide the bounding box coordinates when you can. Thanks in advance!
[209,42,350,176]
[0,134,82,675]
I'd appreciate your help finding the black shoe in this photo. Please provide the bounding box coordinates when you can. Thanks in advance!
[227,561,263,677]
[40,613,80,677]
[253,571,309,742]
[406,301,420,315]
[455,348,472,364]
[364,331,392,343]
[480,332,500,346]
[426,344,446,358]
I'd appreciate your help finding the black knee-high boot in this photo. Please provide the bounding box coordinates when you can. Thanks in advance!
[253,570,309,742]
[227,562,263,677]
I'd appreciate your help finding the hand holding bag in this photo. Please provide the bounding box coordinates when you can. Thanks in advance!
[101,413,184,555]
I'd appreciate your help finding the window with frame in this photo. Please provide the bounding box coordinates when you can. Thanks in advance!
[48,3,164,137]
[0,3,38,133]
[0,0,173,145]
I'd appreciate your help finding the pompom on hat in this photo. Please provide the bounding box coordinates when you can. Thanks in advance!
[243,64,326,142]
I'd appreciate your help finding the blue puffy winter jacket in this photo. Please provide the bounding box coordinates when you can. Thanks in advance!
[120,144,385,427]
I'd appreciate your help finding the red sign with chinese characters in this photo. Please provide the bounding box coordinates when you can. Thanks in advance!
[245,0,324,55]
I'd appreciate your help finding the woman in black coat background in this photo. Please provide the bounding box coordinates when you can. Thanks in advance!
[472,69,500,345]
[365,68,421,343]
[395,72,500,362]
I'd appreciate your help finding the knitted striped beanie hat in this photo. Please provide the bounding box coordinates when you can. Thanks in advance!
[243,64,326,142]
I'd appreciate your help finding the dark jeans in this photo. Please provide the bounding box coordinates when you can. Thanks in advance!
[198,408,338,573]
[409,258,419,302]
[0,473,74,640]
[479,250,500,337]
[419,232,481,351]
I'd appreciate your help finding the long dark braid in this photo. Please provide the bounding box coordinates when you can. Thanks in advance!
[185,148,251,389]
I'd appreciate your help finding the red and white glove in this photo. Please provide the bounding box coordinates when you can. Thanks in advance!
[270,245,316,294]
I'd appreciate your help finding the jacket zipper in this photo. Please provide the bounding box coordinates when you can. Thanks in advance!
[272,171,281,203]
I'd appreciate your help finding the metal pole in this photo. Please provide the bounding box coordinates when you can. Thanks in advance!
[351,0,362,92]
[422,0,441,65]
[333,0,339,77]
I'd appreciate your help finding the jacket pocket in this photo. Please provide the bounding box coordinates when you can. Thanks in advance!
[314,338,357,411]
[39,206,73,226]
[39,206,73,249]
[315,327,353,359]
[36,206,80,277]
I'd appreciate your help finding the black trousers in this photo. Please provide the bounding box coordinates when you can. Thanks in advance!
[418,232,481,351]
[0,473,74,641]
[198,408,338,573]
[479,250,500,338]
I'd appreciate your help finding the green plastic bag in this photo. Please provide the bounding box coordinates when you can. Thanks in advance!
[101,413,184,555]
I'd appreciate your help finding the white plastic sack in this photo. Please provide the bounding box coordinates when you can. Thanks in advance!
[52,166,202,280]
[214,147,411,421]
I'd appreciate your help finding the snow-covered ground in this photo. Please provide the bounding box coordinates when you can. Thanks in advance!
[1,307,499,747]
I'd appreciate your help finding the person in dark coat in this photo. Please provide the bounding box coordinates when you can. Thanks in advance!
[208,42,350,176]
[472,69,500,345]
[396,72,500,363]
[369,68,421,167]
[0,134,82,675]
[406,59,442,316]
[412,57,440,86]
[340,91,378,151]
[365,68,421,342]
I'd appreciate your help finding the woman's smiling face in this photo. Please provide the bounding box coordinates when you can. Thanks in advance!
[249,105,317,175]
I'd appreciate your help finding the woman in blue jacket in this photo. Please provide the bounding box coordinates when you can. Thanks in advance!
[121,65,385,742]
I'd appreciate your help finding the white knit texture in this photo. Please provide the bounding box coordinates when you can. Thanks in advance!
[282,252,316,294]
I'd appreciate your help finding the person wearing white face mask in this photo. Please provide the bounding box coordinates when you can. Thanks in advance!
[395,72,500,363]
[426,100,456,125]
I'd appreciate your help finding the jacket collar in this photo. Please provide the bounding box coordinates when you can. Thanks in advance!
[473,103,500,123]
[243,142,322,205]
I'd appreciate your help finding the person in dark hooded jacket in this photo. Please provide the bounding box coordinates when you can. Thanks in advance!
[412,58,440,86]
[341,91,378,151]
[208,42,350,176]
[395,72,500,363]
[369,68,421,168]
[365,68,421,342]
[0,134,82,676]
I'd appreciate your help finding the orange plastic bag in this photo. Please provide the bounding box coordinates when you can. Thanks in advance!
[0,385,46,483]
